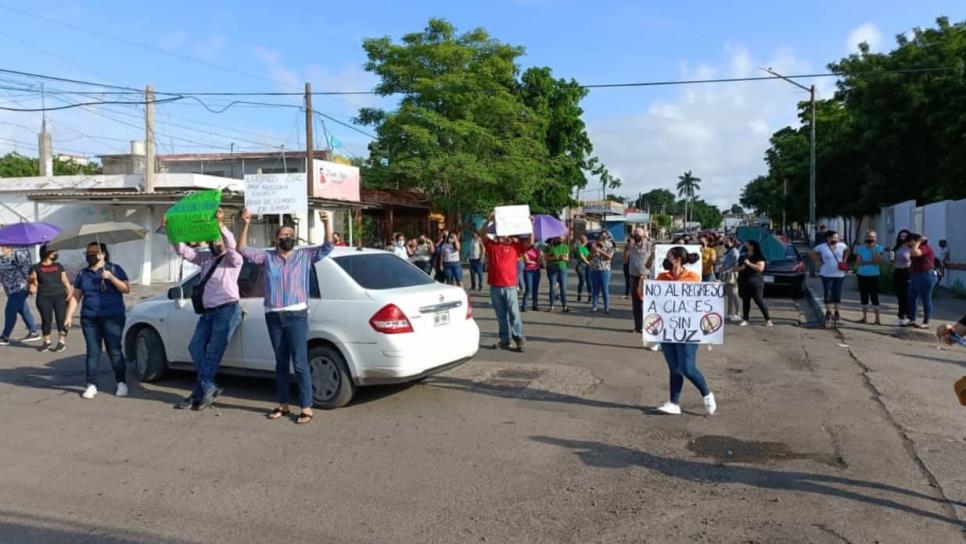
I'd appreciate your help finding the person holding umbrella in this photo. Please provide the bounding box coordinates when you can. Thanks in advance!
[67,242,131,399]
[27,245,72,352]
[238,208,335,425]
[0,245,41,346]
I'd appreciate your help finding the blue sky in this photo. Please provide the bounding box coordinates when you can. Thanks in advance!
[0,0,963,207]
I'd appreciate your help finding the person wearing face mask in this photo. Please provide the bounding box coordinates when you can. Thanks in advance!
[239,208,334,425]
[0,245,40,346]
[625,227,653,333]
[441,232,463,286]
[391,233,411,261]
[644,246,715,416]
[590,232,615,313]
[27,245,72,353]
[737,240,774,327]
[166,207,243,410]
[698,235,717,282]
[574,234,592,302]
[67,242,131,400]
[411,234,434,274]
[545,235,571,312]
[812,230,849,324]
[480,212,533,352]
[892,230,912,325]
[718,238,741,322]
[853,230,884,325]
[906,233,937,329]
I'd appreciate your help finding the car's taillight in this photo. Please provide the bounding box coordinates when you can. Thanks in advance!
[369,304,414,334]
[793,261,805,273]
[466,297,473,320]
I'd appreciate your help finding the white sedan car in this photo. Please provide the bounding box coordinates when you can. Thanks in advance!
[122,247,480,408]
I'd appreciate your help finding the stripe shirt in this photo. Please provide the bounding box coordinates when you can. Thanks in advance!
[240,242,333,310]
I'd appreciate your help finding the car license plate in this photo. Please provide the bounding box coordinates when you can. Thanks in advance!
[434,311,450,327]
[763,275,775,284]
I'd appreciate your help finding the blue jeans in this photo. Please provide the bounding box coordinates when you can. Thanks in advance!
[188,303,241,399]
[908,271,937,323]
[516,260,525,291]
[414,260,432,275]
[820,276,844,304]
[469,259,484,290]
[444,262,463,285]
[590,270,611,311]
[547,267,568,307]
[490,286,523,344]
[265,310,312,408]
[702,273,716,282]
[576,263,591,298]
[80,314,126,386]
[2,289,37,339]
[661,342,709,404]
[524,270,541,310]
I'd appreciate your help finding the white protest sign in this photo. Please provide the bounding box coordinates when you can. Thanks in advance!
[653,244,702,277]
[244,174,308,215]
[642,281,725,345]
[494,205,533,236]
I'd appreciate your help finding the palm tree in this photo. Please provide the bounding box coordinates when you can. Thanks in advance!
[676,170,702,225]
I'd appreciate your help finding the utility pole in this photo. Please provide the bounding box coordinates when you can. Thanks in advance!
[808,84,817,241]
[304,82,314,197]
[782,178,787,235]
[761,67,817,242]
[145,84,155,193]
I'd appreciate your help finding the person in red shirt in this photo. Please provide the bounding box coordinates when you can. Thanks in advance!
[907,234,937,328]
[480,213,534,352]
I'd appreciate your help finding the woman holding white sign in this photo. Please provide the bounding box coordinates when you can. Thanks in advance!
[648,246,716,416]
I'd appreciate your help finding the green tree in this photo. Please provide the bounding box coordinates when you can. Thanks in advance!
[689,199,722,229]
[676,171,701,224]
[636,188,676,213]
[729,204,744,215]
[0,152,36,177]
[358,19,613,215]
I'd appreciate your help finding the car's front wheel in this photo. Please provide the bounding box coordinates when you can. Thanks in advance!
[134,327,167,382]
[309,344,355,409]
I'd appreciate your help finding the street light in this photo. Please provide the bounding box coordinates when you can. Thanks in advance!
[761,67,816,243]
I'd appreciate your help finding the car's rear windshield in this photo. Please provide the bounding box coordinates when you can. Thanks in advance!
[333,254,435,290]
[783,245,799,261]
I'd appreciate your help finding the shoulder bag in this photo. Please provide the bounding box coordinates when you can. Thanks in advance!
[191,255,225,314]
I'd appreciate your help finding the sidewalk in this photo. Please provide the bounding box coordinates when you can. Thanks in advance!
[805,274,963,341]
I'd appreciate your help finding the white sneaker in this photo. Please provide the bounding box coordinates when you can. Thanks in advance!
[656,401,681,415]
[899,318,911,326]
[739,321,749,327]
[703,392,717,415]
[82,384,98,399]
[765,320,774,327]
[729,315,741,322]
[115,383,129,397]
[649,344,660,352]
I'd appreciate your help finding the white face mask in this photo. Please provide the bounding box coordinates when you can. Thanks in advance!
[395,240,404,247]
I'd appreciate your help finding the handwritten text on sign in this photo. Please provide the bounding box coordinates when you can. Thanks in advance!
[494,205,533,236]
[244,174,309,215]
[642,281,725,345]
[165,189,222,244]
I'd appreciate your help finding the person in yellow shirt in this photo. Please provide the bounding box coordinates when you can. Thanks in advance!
[699,234,717,282]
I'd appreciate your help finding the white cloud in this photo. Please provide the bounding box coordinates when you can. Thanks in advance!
[586,45,827,209]
[846,22,883,53]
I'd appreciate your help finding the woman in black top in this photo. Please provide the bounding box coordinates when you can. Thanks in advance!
[737,239,773,327]
[27,245,73,352]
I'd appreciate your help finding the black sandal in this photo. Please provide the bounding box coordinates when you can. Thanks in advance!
[296,412,314,425]
[266,407,290,420]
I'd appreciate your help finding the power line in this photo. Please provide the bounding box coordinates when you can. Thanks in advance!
[0,96,182,112]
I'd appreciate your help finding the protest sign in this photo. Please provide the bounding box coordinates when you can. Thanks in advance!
[642,281,725,345]
[494,205,532,236]
[652,244,702,277]
[164,189,222,243]
[244,174,308,215]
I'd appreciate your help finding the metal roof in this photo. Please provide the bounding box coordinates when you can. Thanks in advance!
[26,190,369,209]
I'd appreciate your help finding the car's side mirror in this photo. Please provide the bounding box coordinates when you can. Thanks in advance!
[168,286,189,309]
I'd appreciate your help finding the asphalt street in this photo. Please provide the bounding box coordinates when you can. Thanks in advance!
[1,272,964,543]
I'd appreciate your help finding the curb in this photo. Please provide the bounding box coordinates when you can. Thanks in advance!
[803,279,826,328]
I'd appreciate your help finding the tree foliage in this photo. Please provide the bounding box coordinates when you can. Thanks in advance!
[634,188,677,213]
[0,152,100,177]
[358,19,614,215]
[742,17,966,224]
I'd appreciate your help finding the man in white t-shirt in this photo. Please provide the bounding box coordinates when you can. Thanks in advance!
[811,230,850,324]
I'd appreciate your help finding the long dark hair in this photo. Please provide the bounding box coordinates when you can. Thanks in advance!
[667,245,700,266]
[893,229,911,251]
[745,239,762,257]
[86,242,110,262]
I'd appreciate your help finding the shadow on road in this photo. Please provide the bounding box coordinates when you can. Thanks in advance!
[533,435,965,527]
[0,510,194,544]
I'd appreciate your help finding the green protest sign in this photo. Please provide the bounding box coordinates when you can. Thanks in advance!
[165,189,222,243]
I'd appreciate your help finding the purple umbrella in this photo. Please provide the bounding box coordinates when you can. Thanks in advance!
[532,215,568,241]
[0,222,61,246]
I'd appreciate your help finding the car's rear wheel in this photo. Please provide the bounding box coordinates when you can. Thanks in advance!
[309,345,355,409]
[134,327,167,382]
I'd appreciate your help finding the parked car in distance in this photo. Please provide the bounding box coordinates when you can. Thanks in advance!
[122,247,480,408]
[763,243,806,298]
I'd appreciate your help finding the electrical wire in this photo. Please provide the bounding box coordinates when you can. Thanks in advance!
[0,96,183,112]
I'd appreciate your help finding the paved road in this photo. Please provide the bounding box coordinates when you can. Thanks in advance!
[1,273,964,543]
